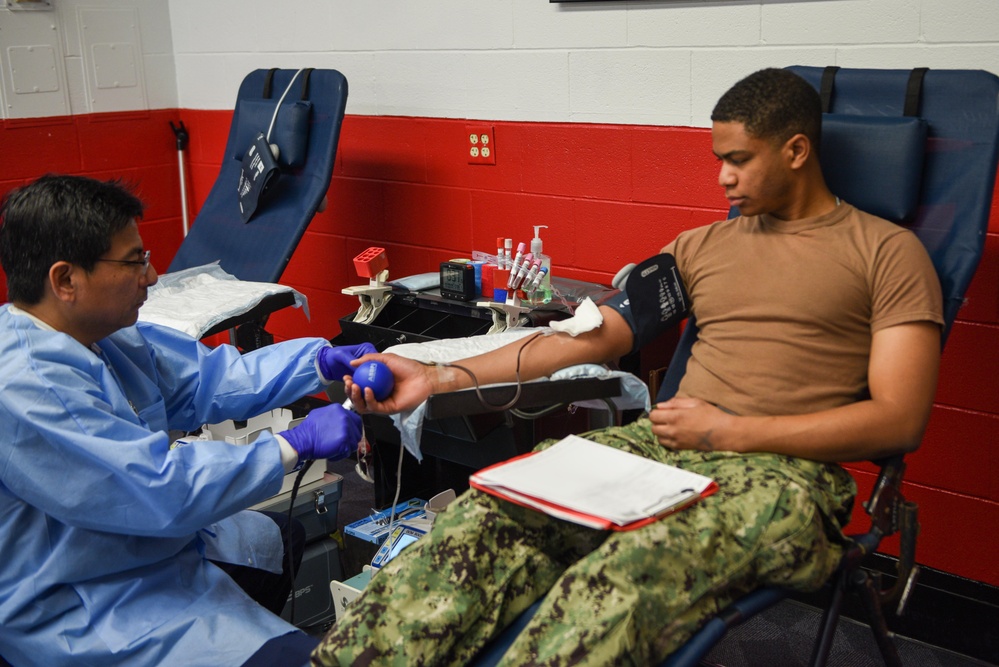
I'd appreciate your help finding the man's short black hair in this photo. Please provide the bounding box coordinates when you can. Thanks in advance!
[0,174,144,305]
[711,68,822,148]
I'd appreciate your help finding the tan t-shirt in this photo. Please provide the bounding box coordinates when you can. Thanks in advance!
[663,203,943,417]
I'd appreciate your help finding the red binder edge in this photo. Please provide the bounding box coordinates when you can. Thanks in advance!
[469,451,719,532]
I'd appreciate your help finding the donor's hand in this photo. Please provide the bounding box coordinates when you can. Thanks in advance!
[345,353,438,414]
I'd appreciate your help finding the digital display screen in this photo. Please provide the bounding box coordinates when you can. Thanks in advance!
[439,261,476,300]
[372,526,426,570]
[387,533,419,561]
[441,264,466,291]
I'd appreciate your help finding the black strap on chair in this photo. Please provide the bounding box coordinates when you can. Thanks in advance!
[904,67,928,117]
[819,65,840,113]
[262,67,314,101]
[262,67,277,98]
[821,64,928,118]
[300,68,313,100]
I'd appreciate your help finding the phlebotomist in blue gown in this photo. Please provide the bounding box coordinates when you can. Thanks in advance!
[0,175,371,666]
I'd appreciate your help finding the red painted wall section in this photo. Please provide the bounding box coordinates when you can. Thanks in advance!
[0,110,188,294]
[2,109,998,587]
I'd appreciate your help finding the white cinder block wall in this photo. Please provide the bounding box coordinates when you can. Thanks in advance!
[169,0,999,128]
[2,0,997,126]
[0,0,177,118]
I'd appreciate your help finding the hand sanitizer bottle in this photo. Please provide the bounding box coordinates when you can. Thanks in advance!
[529,225,551,304]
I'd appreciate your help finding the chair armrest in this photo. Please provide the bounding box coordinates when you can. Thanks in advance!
[200,291,297,338]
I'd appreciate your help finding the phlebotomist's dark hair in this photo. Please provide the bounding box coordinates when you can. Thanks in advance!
[0,174,144,305]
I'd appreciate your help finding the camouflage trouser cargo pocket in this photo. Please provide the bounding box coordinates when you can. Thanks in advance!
[312,418,855,667]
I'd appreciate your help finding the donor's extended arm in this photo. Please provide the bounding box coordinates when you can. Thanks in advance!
[346,252,689,414]
[344,305,635,414]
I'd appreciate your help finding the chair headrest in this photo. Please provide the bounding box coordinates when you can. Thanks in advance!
[820,114,927,223]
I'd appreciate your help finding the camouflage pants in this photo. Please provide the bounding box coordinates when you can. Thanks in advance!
[312,417,855,667]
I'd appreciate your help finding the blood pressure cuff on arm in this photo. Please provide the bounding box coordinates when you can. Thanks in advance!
[604,253,690,353]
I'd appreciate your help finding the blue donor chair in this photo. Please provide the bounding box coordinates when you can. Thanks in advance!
[162,68,348,345]
[474,66,999,667]
[171,67,347,283]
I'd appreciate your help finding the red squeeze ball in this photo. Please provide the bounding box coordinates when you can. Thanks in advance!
[353,361,394,401]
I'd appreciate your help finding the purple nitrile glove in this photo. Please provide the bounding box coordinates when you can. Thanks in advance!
[279,403,363,462]
[317,343,377,382]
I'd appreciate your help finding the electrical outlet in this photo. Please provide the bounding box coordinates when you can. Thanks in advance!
[466,125,496,165]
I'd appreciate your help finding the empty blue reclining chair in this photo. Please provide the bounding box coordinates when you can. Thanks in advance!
[474,66,999,667]
[164,67,348,343]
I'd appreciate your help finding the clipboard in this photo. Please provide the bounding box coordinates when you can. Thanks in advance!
[469,435,718,531]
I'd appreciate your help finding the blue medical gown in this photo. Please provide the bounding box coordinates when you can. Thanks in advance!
[0,305,330,666]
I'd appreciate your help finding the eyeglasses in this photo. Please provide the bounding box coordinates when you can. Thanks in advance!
[96,250,151,271]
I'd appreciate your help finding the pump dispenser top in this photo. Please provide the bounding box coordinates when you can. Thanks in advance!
[531,225,547,256]
[529,225,552,303]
